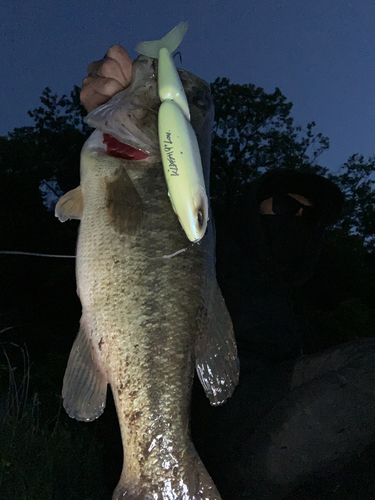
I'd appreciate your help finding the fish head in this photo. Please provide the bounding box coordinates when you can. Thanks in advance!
[85,56,160,158]
[84,57,214,183]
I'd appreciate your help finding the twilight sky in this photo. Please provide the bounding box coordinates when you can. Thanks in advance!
[1,0,374,171]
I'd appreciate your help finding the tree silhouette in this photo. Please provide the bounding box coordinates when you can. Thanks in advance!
[210,78,329,214]
[329,154,375,249]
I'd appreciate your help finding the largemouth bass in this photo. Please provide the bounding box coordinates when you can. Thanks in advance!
[56,54,239,500]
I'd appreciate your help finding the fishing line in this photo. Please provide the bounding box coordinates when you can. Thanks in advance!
[0,251,75,258]
[0,247,198,260]
[162,247,188,258]
[161,240,200,259]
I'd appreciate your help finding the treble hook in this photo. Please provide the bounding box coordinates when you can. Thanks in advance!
[173,51,183,64]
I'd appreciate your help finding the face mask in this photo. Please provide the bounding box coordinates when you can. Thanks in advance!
[260,212,324,285]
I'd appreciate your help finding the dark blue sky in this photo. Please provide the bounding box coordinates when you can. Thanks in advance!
[1,0,374,171]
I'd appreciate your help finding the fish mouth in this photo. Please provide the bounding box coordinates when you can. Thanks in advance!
[103,133,150,161]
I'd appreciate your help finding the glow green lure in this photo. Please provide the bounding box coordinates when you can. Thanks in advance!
[136,22,208,243]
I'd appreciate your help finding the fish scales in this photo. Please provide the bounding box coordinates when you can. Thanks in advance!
[80,161,205,491]
[56,55,239,500]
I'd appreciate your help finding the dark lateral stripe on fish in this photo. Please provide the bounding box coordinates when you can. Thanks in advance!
[105,167,143,235]
[103,133,150,161]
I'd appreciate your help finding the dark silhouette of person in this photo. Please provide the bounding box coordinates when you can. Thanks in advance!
[192,169,375,499]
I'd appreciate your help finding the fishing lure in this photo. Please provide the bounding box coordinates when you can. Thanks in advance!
[136,22,208,243]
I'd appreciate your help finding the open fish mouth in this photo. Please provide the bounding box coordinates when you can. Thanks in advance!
[84,56,160,158]
[102,133,150,161]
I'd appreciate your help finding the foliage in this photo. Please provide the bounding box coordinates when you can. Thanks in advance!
[1,87,88,205]
[210,78,330,213]
[26,85,90,135]
[0,344,107,500]
[329,154,375,249]
[0,87,86,255]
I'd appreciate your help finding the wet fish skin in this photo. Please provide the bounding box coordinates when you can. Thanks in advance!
[56,56,239,500]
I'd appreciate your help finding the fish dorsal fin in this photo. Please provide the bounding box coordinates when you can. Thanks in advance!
[55,186,83,222]
[135,21,188,58]
[62,320,108,421]
[195,282,240,406]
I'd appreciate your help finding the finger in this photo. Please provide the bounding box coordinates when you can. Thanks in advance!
[80,77,125,112]
[106,45,133,83]
[87,59,103,77]
[81,45,133,113]
[87,46,132,85]
[97,58,129,87]
[80,90,106,113]
[82,75,126,97]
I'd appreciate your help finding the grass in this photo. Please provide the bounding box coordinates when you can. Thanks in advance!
[0,342,108,500]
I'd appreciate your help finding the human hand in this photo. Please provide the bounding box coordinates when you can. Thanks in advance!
[80,45,133,112]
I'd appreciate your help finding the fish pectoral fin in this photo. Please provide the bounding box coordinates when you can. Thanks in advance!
[105,167,143,235]
[195,282,240,406]
[55,186,83,222]
[62,321,107,421]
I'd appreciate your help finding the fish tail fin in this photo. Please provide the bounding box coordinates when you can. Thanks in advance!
[112,448,222,499]
[112,481,222,500]
[135,21,188,58]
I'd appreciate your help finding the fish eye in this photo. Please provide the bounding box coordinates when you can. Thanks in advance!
[197,209,204,228]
